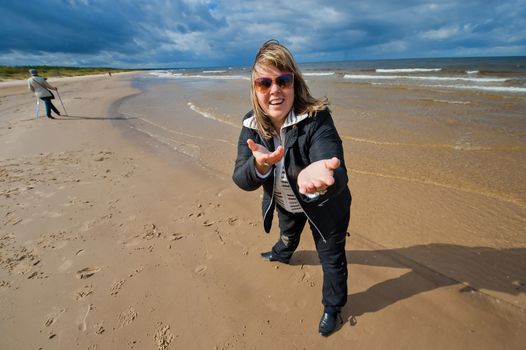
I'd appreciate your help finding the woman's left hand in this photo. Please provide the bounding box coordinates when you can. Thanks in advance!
[297,157,340,194]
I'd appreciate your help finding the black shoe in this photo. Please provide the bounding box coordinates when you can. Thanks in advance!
[319,311,341,336]
[260,251,289,264]
[47,115,55,119]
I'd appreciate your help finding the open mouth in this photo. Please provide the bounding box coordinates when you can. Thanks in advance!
[269,98,285,106]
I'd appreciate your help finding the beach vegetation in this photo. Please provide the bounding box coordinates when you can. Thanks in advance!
[0,66,138,81]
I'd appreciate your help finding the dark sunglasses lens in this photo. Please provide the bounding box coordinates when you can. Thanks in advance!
[255,78,272,91]
[276,74,294,88]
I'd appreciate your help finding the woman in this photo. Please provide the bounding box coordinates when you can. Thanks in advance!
[232,40,352,336]
[27,69,60,119]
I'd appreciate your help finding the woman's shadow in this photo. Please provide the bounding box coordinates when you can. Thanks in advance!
[291,243,526,331]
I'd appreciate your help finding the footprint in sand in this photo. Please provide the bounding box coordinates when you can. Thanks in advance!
[194,265,207,274]
[154,323,175,350]
[73,284,94,300]
[110,280,125,296]
[94,322,105,335]
[227,217,239,226]
[117,307,138,328]
[44,307,66,327]
[129,266,144,278]
[76,267,101,279]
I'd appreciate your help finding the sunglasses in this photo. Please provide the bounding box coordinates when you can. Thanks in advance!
[253,73,294,93]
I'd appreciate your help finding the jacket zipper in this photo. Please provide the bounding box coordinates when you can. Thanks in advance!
[262,167,276,223]
[282,156,327,244]
[261,134,277,226]
[280,129,327,244]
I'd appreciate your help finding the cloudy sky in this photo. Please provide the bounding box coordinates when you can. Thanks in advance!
[1,0,525,68]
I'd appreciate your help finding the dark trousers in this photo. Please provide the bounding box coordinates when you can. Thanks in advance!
[41,97,60,117]
[271,204,349,312]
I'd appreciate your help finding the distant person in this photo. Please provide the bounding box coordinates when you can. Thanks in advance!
[108,71,112,77]
[27,69,60,119]
[232,40,352,336]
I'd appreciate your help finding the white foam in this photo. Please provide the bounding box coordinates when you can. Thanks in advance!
[186,74,250,80]
[303,72,335,76]
[376,68,442,73]
[149,71,183,78]
[345,74,399,80]
[187,102,240,128]
[432,99,471,105]
[344,74,508,82]
[149,72,249,80]
[466,70,479,74]
[429,84,526,94]
[202,70,227,73]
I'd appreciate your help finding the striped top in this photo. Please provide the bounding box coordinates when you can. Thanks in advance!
[273,141,303,213]
[253,111,311,214]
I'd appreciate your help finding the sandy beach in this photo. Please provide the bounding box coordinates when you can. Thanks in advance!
[1,72,525,349]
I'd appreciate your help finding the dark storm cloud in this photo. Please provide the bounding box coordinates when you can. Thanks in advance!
[0,0,524,68]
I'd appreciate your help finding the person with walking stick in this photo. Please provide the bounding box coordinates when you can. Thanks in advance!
[27,69,61,119]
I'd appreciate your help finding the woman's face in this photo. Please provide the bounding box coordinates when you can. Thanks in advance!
[253,64,294,130]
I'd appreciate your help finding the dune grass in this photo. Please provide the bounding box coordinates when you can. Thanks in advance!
[0,66,137,81]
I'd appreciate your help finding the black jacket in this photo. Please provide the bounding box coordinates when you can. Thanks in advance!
[232,109,351,242]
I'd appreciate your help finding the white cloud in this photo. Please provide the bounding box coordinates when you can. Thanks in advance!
[164,30,211,56]
[420,26,461,40]
[367,40,408,53]
[65,0,92,5]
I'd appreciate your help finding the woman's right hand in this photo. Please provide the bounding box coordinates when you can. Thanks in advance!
[247,139,284,174]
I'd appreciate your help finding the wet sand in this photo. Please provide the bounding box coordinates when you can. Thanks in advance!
[0,72,525,349]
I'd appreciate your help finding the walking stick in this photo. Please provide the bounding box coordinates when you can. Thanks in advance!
[56,90,68,116]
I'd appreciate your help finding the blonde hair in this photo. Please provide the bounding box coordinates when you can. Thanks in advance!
[250,40,329,140]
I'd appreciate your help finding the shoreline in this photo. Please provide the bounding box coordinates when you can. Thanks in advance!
[1,72,525,349]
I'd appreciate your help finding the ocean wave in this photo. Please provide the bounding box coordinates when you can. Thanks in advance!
[431,99,471,105]
[429,84,526,94]
[187,102,240,128]
[344,74,508,82]
[137,116,234,145]
[376,68,442,73]
[149,71,183,78]
[303,72,335,76]
[150,72,249,81]
[186,74,250,80]
[202,70,227,73]
[466,70,479,74]
[134,126,200,158]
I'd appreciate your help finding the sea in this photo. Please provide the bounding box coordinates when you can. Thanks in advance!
[112,55,526,308]
[116,55,526,190]
[146,56,526,94]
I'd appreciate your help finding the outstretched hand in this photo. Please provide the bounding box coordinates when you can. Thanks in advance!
[247,139,284,174]
[297,157,340,194]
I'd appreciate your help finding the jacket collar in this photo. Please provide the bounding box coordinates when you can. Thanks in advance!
[243,110,309,130]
